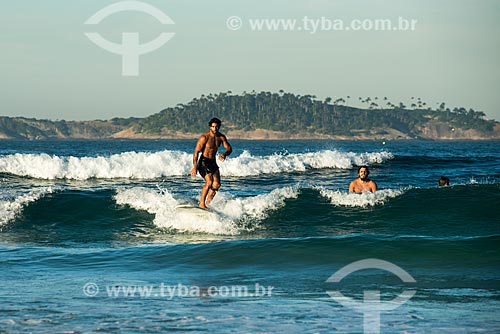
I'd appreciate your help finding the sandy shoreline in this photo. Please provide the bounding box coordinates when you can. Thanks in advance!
[109,127,499,141]
[2,126,499,141]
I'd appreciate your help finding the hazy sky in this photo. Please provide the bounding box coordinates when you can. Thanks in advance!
[1,0,499,121]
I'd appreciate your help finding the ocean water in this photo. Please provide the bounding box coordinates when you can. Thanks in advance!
[1,139,499,333]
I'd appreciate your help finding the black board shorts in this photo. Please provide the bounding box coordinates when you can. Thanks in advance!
[197,155,219,178]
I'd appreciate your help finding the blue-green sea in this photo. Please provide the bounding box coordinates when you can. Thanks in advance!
[1,139,499,333]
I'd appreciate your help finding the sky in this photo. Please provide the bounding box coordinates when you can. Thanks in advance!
[1,0,499,121]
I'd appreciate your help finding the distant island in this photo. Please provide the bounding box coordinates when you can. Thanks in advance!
[1,91,499,140]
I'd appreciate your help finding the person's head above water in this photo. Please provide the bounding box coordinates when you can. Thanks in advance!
[439,176,450,187]
[357,165,370,181]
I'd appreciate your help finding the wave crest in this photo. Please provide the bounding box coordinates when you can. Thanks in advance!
[114,186,299,235]
[318,187,405,207]
[0,150,393,180]
[0,187,55,226]
[223,150,392,176]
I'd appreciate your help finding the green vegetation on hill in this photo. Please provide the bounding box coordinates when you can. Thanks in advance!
[1,91,498,140]
[133,91,496,137]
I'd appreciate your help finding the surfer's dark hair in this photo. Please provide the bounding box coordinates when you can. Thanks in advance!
[357,165,370,175]
[209,118,222,127]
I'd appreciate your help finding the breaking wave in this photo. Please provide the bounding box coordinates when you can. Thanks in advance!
[114,186,299,235]
[0,150,393,180]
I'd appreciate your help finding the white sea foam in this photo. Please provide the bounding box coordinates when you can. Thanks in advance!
[318,187,404,207]
[0,187,55,226]
[0,150,393,180]
[114,187,238,235]
[0,151,192,180]
[209,186,299,221]
[114,186,299,234]
[222,150,393,176]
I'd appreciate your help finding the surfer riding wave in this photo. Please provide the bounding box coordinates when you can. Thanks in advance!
[190,118,232,209]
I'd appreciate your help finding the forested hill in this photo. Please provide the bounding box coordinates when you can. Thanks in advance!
[1,91,499,140]
[131,91,499,139]
[0,117,138,140]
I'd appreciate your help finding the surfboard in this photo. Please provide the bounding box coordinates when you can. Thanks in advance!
[175,205,218,219]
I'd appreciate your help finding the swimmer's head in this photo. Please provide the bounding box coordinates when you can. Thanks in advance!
[439,176,450,187]
[358,165,370,181]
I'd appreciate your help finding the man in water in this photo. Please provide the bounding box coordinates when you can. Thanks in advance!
[349,165,378,193]
[438,176,450,187]
[191,118,232,209]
